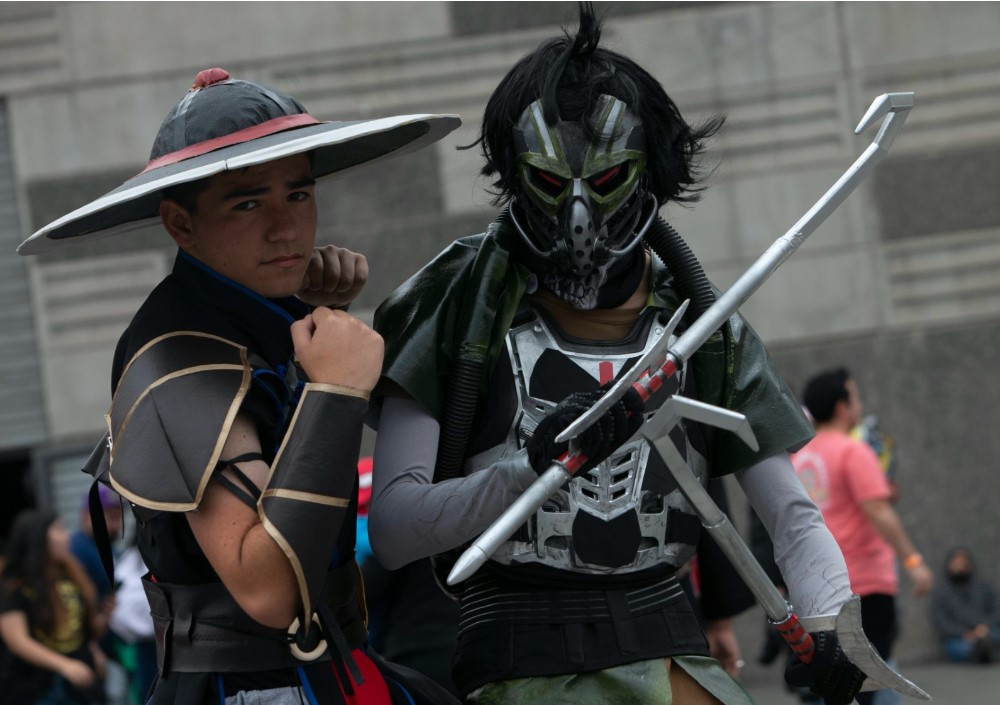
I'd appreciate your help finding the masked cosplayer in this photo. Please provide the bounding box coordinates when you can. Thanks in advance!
[370,9,870,705]
[19,70,462,705]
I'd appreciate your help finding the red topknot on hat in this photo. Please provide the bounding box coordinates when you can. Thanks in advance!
[18,68,460,255]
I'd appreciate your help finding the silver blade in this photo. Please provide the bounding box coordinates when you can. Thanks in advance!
[659,396,759,452]
[445,93,918,590]
[641,420,792,621]
[447,463,573,585]
[836,596,931,698]
[554,299,689,444]
[644,418,932,700]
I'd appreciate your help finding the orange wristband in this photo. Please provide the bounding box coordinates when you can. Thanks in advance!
[903,553,923,569]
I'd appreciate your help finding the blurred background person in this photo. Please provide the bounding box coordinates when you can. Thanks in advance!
[931,547,1000,664]
[70,486,125,704]
[0,509,106,704]
[107,537,156,704]
[69,486,121,633]
[793,367,933,705]
[851,415,900,504]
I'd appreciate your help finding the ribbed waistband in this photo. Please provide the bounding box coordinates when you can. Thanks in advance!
[457,572,686,634]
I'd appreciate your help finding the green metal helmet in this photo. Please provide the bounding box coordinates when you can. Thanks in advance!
[511,95,657,309]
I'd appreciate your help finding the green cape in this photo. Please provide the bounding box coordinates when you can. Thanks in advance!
[373,219,812,476]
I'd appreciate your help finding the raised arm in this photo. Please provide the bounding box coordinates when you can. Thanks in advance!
[188,307,382,628]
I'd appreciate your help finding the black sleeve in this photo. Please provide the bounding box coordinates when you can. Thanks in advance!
[0,585,25,613]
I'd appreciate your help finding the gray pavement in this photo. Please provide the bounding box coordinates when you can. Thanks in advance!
[733,608,1000,705]
[740,660,1000,705]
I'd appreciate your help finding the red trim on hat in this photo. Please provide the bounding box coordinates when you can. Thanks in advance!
[141,113,323,174]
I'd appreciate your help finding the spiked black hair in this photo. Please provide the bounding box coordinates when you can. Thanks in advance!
[466,3,724,206]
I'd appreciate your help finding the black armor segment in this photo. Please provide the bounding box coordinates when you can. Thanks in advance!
[107,332,251,512]
[452,570,708,693]
[259,383,368,623]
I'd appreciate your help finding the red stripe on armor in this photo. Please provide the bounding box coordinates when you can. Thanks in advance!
[598,361,614,386]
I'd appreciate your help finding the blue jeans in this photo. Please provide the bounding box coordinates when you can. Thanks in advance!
[944,637,975,662]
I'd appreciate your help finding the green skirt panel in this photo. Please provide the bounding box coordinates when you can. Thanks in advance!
[464,655,754,705]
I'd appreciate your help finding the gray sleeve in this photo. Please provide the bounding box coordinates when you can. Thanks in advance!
[736,453,853,619]
[368,395,538,570]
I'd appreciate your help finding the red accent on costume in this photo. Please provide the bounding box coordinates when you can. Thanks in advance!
[357,456,374,516]
[598,361,614,386]
[191,67,230,89]
[688,554,701,597]
[592,165,620,187]
[141,114,322,173]
[562,451,585,473]
[537,169,564,187]
[329,648,393,705]
[775,615,815,664]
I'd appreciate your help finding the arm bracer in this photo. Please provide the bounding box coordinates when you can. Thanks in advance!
[258,383,368,623]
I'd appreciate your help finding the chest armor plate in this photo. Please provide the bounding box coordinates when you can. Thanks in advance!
[480,308,709,575]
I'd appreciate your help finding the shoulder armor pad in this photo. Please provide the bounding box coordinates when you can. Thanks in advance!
[108,332,251,512]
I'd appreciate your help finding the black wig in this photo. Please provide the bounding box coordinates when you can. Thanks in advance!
[467,3,724,207]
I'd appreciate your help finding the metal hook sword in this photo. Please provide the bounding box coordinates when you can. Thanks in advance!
[447,92,915,587]
[556,91,915,446]
[640,407,930,699]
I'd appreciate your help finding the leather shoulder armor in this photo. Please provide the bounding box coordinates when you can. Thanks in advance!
[106,332,251,512]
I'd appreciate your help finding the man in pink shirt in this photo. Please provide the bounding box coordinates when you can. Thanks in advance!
[792,368,933,705]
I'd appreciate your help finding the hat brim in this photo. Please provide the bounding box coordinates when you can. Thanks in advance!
[18,114,460,255]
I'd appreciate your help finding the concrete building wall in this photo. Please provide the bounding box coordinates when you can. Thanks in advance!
[1,1,997,660]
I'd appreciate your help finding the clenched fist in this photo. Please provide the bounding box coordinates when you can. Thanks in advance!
[290,307,383,393]
[296,245,368,308]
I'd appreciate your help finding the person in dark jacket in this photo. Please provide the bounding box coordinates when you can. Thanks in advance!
[932,547,1000,664]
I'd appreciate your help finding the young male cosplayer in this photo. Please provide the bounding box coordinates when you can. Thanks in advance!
[370,9,868,705]
[19,69,461,705]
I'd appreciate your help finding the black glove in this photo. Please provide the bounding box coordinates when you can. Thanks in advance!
[784,630,866,705]
[525,384,644,476]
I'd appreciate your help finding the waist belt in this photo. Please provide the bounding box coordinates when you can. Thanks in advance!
[144,560,366,676]
[457,572,687,634]
[452,570,709,694]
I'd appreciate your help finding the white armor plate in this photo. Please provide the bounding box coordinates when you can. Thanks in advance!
[478,309,709,575]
